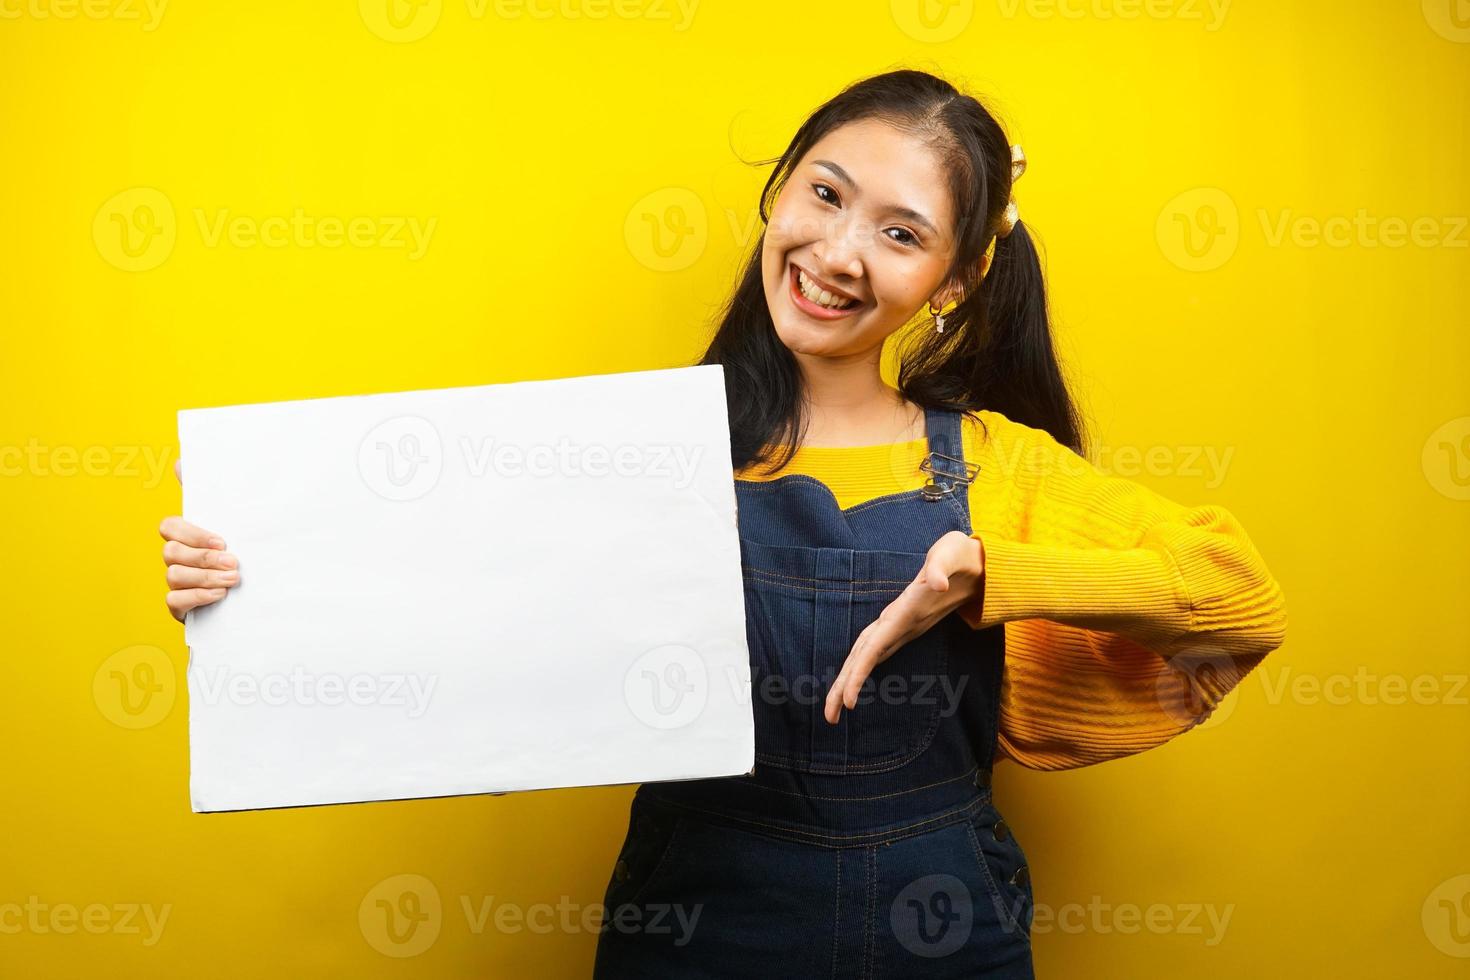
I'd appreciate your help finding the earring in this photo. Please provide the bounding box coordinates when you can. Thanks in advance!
[929,300,957,334]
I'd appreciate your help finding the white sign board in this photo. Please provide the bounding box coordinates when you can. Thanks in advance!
[179,364,754,813]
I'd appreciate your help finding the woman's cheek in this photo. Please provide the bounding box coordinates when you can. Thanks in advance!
[771,197,838,250]
[764,209,804,251]
[881,261,937,312]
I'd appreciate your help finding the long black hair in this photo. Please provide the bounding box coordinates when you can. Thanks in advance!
[698,68,1088,473]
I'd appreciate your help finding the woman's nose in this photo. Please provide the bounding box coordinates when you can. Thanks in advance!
[812,230,863,280]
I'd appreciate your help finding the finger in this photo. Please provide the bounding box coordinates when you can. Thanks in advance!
[825,625,874,723]
[839,647,881,716]
[825,655,860,724]
[173,458,182,484]
[166,563,240,590]
[835,622,888,714]
[872,609,929,667]
[922,538,974,593]
[158,515,225,550]
[162,539,237,571]
[925,557,951,592]
[166,586,227,620]
[844,606,933,707]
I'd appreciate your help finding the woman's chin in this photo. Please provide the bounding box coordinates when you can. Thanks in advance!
[773,323,842,357]
[774,315,887,359]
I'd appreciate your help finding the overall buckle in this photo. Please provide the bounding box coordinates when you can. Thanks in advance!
[919,451,980,501]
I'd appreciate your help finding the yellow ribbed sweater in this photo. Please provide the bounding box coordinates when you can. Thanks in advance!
[735,408,1289,771]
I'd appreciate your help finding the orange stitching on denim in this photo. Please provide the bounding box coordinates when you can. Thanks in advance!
[753,664,945,773]
[735,476,936,517]
[742,579,915,597]
[741,572,916,597]
[741,567,916,587]
[843,486,932,516]
[862,847,875,979]
[831,851,842,980]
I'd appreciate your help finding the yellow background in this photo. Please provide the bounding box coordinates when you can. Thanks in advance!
[3,0,1468,976]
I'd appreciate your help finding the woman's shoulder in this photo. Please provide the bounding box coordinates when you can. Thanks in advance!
[961,407,1087,455]
[958,407,1093,493]
[959,407,1050,456]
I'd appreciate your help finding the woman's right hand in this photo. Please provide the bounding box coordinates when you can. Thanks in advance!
[160,458,240,623]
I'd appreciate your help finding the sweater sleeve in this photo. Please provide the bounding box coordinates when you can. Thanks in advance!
[954,411,1288,771]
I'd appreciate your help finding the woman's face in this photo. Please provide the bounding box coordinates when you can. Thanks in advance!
[761,117,962,361]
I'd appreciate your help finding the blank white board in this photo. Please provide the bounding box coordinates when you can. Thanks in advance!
[179,364,754,812]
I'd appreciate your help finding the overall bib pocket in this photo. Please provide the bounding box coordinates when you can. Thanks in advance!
[741,541,947,774]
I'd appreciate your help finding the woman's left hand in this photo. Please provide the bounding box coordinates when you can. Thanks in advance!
[824,530,986,725]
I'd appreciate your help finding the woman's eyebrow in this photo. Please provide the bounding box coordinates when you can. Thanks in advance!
[812,159,939,238]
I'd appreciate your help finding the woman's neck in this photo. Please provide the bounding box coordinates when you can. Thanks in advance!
[796,354,924,448]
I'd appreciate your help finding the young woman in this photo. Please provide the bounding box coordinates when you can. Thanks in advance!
[159,69,1287,978]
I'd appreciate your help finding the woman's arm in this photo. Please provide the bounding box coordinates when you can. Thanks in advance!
[956,411,1288,770]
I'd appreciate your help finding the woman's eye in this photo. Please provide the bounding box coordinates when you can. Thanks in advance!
[813,183,838,206]
[887,228,918,246]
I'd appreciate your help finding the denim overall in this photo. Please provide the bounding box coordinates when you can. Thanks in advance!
[593,406,1036,979]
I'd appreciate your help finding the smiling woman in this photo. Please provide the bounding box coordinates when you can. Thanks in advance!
[590,67,1287,979]
[762,122,976,355]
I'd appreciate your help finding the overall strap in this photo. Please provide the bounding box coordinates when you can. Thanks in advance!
[924,403,1003,776]
[919,405,979,512]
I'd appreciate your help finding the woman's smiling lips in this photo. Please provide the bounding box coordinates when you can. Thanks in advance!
[788,261,865,320]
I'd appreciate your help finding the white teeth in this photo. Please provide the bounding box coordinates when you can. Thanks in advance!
[797,268,856,310]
